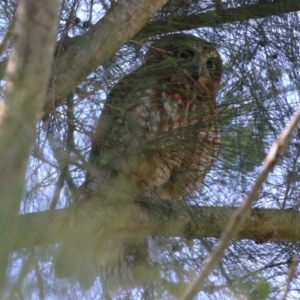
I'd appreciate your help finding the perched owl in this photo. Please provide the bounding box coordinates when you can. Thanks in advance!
[55,33,222,291]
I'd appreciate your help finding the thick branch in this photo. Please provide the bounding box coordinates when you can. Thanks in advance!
[139,0,300,38]
[0,0,60,292]
[13,204,300,251]
[43,0,168,115]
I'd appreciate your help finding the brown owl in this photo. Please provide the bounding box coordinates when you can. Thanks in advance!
[55,33,222,291]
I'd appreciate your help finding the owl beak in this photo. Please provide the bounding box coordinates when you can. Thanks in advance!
[184,65,201,81]
[188,66,202,81]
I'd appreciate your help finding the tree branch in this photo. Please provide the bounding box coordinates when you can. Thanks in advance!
[138,0,300,39]
[43,0,169,115]
[0,0,60,293]
[13,204,300,251]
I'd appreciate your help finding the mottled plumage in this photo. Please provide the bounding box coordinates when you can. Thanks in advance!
[86,34,222,202]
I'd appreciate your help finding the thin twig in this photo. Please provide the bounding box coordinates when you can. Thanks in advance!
[280,256,299,300]
[0,18,15,57]
[179,108,300,299]
[7,253,34,300]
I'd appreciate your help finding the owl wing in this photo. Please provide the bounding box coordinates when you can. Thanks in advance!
[83,68,155,198]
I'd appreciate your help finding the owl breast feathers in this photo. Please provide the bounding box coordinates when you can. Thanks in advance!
[85,33,222,202]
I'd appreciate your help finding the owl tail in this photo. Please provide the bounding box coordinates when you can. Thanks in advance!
[100,237,162,292]
[54,236,161,291]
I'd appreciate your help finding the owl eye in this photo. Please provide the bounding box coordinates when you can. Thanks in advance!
[175,49,195,61]
[207,58,216,72]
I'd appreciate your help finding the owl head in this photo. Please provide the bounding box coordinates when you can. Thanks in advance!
[145,34,222,92]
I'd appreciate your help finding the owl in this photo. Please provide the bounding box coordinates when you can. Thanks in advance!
[55,33,222,291]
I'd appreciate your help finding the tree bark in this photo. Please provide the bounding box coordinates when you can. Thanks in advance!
[0,0,60,293]
[13,204,300,251]
[44,0,169,115]
[139,0,300,38]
